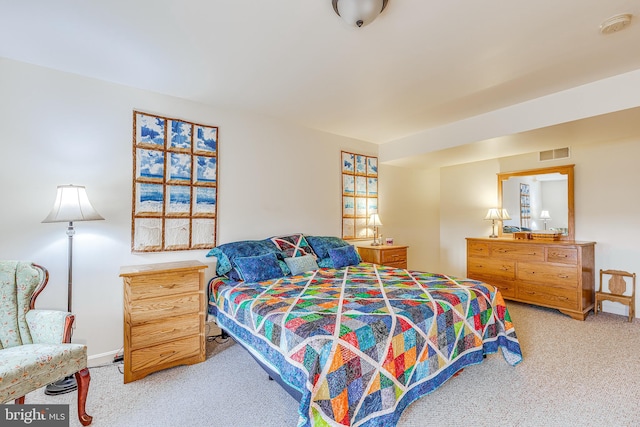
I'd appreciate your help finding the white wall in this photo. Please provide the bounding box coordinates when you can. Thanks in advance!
[378,165,440,272]
[439,159,500,277]
[0,58,377,361]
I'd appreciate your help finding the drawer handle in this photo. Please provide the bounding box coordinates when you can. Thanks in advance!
[500,266,510,271]
[558,275,569,279]
[552,253,568,258]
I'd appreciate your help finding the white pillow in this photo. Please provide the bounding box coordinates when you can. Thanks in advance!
[284,255,319,276]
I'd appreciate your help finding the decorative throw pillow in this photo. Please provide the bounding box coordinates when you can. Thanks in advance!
[234,252,285,283]
[285,255,319,276]
[229,259,291,282]
[206,240,285,277]
[305,236,350,260]
[207,247,232,276]
[328,245,362,269]
[317,257,334,269]
[270,234,317,259]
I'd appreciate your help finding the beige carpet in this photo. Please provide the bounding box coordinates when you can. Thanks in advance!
[21,302,640,426]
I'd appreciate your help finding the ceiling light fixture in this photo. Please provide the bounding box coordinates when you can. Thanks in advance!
[600,13,633,34]
[332,0,389,28]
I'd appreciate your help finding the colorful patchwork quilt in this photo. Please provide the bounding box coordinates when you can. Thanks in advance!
[210,263,522,427]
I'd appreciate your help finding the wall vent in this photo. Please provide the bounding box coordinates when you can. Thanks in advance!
[539,147,570,161]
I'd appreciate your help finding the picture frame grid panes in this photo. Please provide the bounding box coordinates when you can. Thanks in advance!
[341,151,378,240]
[132,111,218,252]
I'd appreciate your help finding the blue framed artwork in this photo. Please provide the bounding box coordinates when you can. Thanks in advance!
[194,156,217,184]
[132,111,218,252]
[170,120,192,150]
[136,114,165,146]
[195,125,217,154]
[341,151,378,240]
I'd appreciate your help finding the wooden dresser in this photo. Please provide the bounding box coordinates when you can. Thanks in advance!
[357,245,408,269]
[466,237,595,320]
[119,260,208,383]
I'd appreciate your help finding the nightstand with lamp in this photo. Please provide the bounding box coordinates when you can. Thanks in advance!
[357,214,409,269]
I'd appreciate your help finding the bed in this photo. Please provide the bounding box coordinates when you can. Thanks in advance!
[207,235,522,426]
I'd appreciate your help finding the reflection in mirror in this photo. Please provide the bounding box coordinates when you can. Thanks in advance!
[498,165,574,240]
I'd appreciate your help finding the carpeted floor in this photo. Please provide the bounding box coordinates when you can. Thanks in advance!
[21,302,640,426]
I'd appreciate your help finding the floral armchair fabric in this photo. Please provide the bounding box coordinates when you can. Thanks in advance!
[0,261,92,426]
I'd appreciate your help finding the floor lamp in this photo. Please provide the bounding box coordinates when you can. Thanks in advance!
[42,184,104,395]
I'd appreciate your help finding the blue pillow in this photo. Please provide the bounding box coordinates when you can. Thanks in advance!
[206,239,285,277]
[234,252,285,283]
[285,255,319,275]
[305,236,350,260]
[207,247,232,276]
[328,245,362,269]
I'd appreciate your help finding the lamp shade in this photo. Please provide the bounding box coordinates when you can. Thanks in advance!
[540,210,551,220]
[332,0,388,27]
[500,209,511,221]
[369,213,383,226]
[42,185,104,223]
[484,208,502,221]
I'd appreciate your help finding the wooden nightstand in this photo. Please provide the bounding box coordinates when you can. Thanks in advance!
[357,245,409,269]
[119,260,207,383]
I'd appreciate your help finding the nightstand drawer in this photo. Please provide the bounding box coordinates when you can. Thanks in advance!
[130,335,202,373]
[380,248,406,264]
[129,271,201,300]
[130,312,201,349]
[129,292,201,324]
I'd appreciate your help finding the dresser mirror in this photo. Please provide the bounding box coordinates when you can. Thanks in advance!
[498,164,574,240]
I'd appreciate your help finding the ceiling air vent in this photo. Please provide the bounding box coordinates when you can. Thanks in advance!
[539,147,570,162]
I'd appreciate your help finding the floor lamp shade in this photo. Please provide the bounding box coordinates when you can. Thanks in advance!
[42,185,104,223]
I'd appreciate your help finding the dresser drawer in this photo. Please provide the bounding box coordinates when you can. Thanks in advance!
[517,263,578,289]
[130,312,201,350]
[380,248,406,264]
[491,244,545,262]
[129,293,201,324]
[468,257,515,280]
[546,247,578,265]
[518,283,578,310]
[129,271,201,300]
[480,277,517,299]
[130,335,202,373]
[468,242,490,257]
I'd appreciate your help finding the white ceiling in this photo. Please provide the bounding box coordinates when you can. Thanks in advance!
[2,0,640,160]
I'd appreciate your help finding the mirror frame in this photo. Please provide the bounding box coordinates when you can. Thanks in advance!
[498,164,575,241]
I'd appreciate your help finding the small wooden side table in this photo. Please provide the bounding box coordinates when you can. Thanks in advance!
[357,245,409,269]
[119,260,207,383]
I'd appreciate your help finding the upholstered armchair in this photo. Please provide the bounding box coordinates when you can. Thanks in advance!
[0,261,92,426]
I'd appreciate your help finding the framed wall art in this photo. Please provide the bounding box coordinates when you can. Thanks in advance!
[341,151,378,240]
[520,183,530,230]
[132,111,218,252]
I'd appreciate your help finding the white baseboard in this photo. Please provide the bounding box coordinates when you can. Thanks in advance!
[88,349,121,367]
